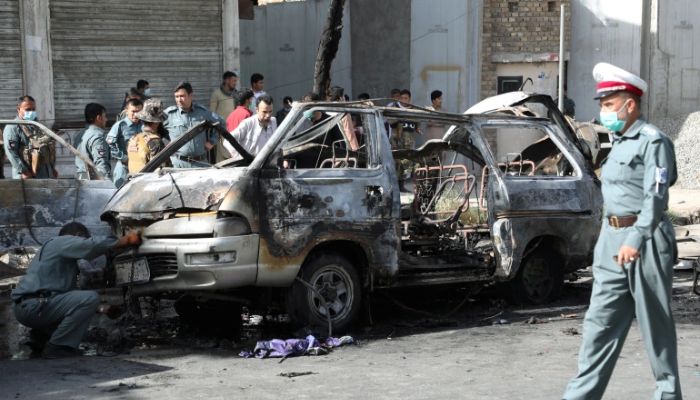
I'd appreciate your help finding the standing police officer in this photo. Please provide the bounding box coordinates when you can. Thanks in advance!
[3,96,58,179]
[74,103,111,180]
[106,98,143,187]
[163,82,224,168]
[563,63,682,399]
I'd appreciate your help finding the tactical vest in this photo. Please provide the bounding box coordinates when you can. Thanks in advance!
[20,125,56,175]
[127,132,167,173]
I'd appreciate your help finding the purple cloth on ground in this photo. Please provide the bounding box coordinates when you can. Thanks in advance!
[239,335,354,359]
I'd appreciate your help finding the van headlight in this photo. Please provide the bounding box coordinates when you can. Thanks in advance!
[186,251,237,266]
[214,216,251,237]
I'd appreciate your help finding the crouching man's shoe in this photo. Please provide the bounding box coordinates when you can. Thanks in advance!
[42,343,83,359]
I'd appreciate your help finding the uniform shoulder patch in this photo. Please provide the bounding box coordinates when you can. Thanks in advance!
[638,123,664,141]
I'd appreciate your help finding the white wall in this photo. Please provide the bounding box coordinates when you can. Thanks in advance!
[569,0,644,121]
[495,63,560,99]
[410,0,482,113]
[239,0,352,104]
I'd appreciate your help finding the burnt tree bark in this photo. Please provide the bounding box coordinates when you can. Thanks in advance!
[312,0,346,98]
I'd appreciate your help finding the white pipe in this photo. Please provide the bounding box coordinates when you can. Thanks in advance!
[558,4,565,113]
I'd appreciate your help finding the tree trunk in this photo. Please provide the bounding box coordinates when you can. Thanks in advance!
[312,0,346,98]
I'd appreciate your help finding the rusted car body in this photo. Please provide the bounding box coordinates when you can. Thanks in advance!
[101,93,602,330]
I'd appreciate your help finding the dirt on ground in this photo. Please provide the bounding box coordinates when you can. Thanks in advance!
[0,267,699,400]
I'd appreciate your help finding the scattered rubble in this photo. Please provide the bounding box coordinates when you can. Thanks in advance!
[659,112,700,189]
[561,327,579,336]
[279,371,316,378]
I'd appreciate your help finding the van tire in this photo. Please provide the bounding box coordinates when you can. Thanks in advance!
[287,252,362,333]
[509,248,564,305]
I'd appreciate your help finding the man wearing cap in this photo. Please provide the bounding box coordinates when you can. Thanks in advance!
[163,82,225,168]
[563,63,682,399]
[106,98,143,187]
[127,98,170,173]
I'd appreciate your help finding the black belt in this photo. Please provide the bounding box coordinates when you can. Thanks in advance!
[173,154,207,162]
[13,291,55,304]
[607,215,637,228]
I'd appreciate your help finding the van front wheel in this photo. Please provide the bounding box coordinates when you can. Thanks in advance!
[287,252,361,333]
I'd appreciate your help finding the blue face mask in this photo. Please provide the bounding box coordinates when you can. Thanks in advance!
[599,100,629,132]
[22,110,37,121]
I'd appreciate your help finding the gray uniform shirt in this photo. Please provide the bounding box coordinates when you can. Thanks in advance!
[162,103,224,158]
[106,118,143,162]
[74,124,111,179]
[2,119,32,178]
[11,235,118,300]
[601,118,677,250]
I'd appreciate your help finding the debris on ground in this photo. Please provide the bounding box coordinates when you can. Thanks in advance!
[101,382,139,393]
[561,327,579,336]
[278,371,316,378]
[239,335,354,360]
[525,316,546,325]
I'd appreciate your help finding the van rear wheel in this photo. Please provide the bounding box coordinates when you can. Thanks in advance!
[287,252,361,333]
[509,248,563,305]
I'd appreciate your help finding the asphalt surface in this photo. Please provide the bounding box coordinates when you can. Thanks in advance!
[1,269,699,400]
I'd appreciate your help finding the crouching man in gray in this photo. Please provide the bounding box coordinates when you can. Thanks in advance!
[11,222,141,358]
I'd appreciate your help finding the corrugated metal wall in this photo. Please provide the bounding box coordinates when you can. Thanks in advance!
[0,0,23,120]
[49,0,223,125]
[239,0,352,103]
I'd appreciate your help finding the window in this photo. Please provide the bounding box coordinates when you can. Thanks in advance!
[508,2,518,12]
[548,1,556,12]
[481,124,578,177]
[277,109,371,169]
[497,76,523,94]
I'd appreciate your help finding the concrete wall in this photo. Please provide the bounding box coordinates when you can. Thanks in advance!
[495,63,560,101]
[409,0,482,113]
[569,0,644,121]
[350,0,411,99]
[239,0,352,103]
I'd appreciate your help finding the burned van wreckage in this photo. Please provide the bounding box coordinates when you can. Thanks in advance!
[101,93,603,331]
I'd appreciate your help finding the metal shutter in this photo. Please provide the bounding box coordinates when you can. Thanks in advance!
[49,0,223,126]
[0,0,23,119]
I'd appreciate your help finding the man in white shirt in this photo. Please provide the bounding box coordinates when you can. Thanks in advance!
[225,95,277,161]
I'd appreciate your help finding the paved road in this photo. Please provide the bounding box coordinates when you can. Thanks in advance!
[1,270,699,400]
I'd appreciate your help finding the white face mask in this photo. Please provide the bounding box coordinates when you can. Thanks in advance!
[144,88,152,97]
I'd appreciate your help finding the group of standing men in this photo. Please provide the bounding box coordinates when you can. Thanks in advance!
[1,71,276,187]
[1,72,447,187]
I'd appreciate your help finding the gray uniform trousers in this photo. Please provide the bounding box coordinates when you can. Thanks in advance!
[563,218,681,400]
[13,290,100,348]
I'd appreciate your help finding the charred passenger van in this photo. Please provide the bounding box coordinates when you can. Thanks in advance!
[101,93,602,330]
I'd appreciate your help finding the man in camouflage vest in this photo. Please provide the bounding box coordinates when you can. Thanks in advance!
[127,98,170,174]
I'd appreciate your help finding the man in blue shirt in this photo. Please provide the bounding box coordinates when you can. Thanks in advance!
[106,98,143,187]
[74,103,111,180]
[163,82,224,168]
[12,222,140,358]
